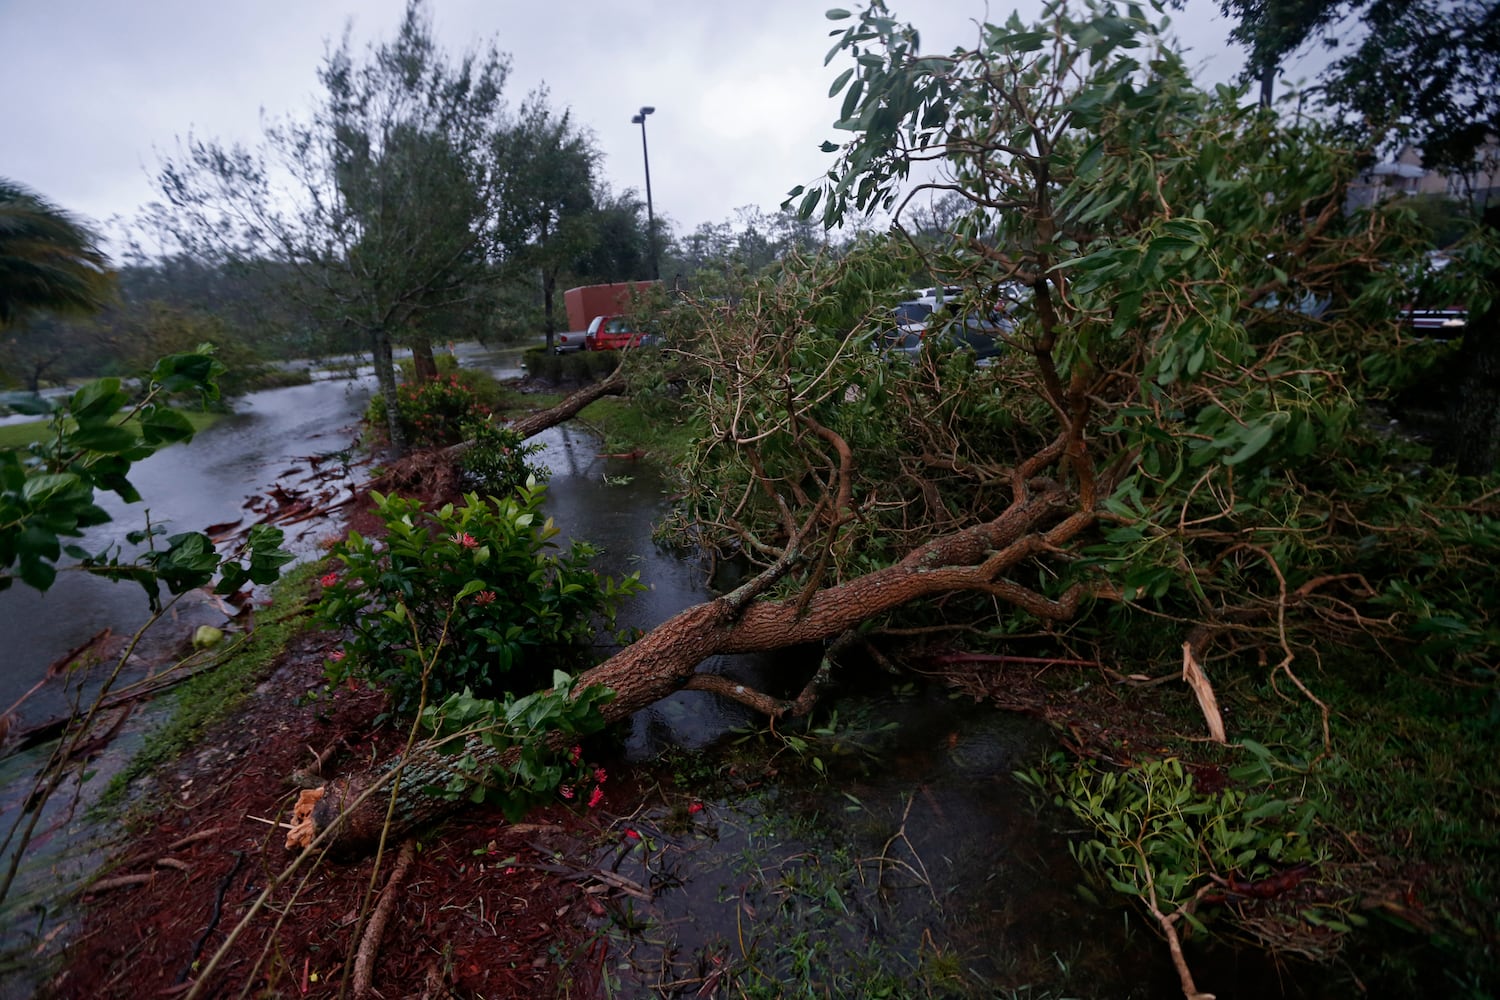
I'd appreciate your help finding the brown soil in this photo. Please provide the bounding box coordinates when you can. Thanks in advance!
[50,622,647,999]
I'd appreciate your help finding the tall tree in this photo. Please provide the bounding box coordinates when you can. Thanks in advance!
[494,92,598,350]
[1208,0,1347,106]
[154,0,511,453]
[572,184,649,285]
[0,179,111,332]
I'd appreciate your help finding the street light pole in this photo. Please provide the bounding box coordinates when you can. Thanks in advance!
[631,105,658,280]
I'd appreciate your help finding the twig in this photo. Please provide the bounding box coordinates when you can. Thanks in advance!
[353,838,416,999]
[167,827,225,852]
[86,873,156,893]
[177,851,243,984]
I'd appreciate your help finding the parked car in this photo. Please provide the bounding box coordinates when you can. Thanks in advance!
[1403,305,1467,335]
[876,299,1011,363]
[554,328,588,353]
[586,314,648,351]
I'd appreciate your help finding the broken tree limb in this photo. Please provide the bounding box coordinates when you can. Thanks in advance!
[1181,641,1227,744]
[304,481,1099,854]
[352,838,416,999]
[440,368,627,464]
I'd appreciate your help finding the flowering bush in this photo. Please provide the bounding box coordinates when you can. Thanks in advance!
[367,375,490,448]
[317,480,643,714]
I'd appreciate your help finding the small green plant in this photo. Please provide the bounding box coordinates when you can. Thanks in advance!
[457,420,547,494]
[1018,754,1327,946]
[418,676,615,819]
[317,481,643,714]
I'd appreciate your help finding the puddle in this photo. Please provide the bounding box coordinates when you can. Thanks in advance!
[584,687,1183,998]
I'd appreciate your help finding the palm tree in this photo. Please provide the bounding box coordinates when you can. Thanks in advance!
[0,178,111,329]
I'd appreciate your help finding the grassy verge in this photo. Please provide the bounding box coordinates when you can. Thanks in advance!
[1014,653,1499,997]
[0,408,222,451]
[576,395,701,461]
[97,561,321,814]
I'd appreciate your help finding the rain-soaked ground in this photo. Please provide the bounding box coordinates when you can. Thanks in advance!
[1,346,1329,998]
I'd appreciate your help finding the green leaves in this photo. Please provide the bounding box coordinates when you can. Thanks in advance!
[417,679,616,820]
[316,486,644,716]
[1,353,235,597]
[1023,754,1320,918]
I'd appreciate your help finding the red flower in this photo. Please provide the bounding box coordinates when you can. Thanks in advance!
[569,746,582,764]
[588,786,604,808]
[593,767,608,785]
[687,802,703,815]
[559,784,575,800]
[329,650,346,662]
[474,590,497,606]
[624,828,640,841]
[452,532,478,548]
[320,572,338,587]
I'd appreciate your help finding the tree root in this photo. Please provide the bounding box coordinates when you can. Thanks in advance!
[352,837,416,999]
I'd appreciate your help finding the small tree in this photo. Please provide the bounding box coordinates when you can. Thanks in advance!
[154,0,513,454]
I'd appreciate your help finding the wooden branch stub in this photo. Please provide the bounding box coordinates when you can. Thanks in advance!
[1181,641,1227,744]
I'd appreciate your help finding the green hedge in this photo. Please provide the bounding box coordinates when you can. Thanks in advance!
[522,348,620,384]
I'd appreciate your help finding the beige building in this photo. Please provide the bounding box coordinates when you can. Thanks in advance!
[1348,141,1500,210]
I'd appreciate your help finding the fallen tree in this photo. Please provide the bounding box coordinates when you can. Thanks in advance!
[296,3,1498,863]
[303,458,1097,850]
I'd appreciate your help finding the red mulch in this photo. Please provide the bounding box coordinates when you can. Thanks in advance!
[52,459,644,1000]
[51,625,642,999]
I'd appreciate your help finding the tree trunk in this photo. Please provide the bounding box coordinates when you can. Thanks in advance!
[541,268,557,353]
[304,483,1091,853]
[370,326,407,456]
[1258,60,1277,108]
[409,332,438,381]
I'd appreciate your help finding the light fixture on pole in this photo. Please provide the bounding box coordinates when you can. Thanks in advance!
[630,105,659,280]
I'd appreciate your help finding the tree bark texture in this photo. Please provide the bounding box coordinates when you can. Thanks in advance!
[370,326,407,456]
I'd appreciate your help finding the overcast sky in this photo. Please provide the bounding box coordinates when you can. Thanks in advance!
[1,1,1298,254]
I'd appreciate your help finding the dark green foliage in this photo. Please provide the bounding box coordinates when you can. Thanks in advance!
[0,178,111,329]
[1,348,292,603]
[520,347,620,384]
[419,681,615,819]
[457,422,547,495]
[316,485,642,715]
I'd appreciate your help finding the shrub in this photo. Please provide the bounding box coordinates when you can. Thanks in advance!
[317,482,643,715]
[366,374,489,448]
[457,420,548,495]
[520,347,620,384]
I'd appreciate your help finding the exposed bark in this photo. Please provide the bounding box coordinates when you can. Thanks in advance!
[370,325,407,456]
[306,481,1099,853]
[437,367,627,465]
[353,838,416,999]
[409,334,438,381]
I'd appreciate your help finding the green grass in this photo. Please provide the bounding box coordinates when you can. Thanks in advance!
[0,408,221,450]
[97,561,321,815]
[580,396,702,461]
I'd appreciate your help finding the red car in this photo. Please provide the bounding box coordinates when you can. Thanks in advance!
[586,315,647,351]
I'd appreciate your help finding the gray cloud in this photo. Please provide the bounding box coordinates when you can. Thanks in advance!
[1,0,1250,252]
